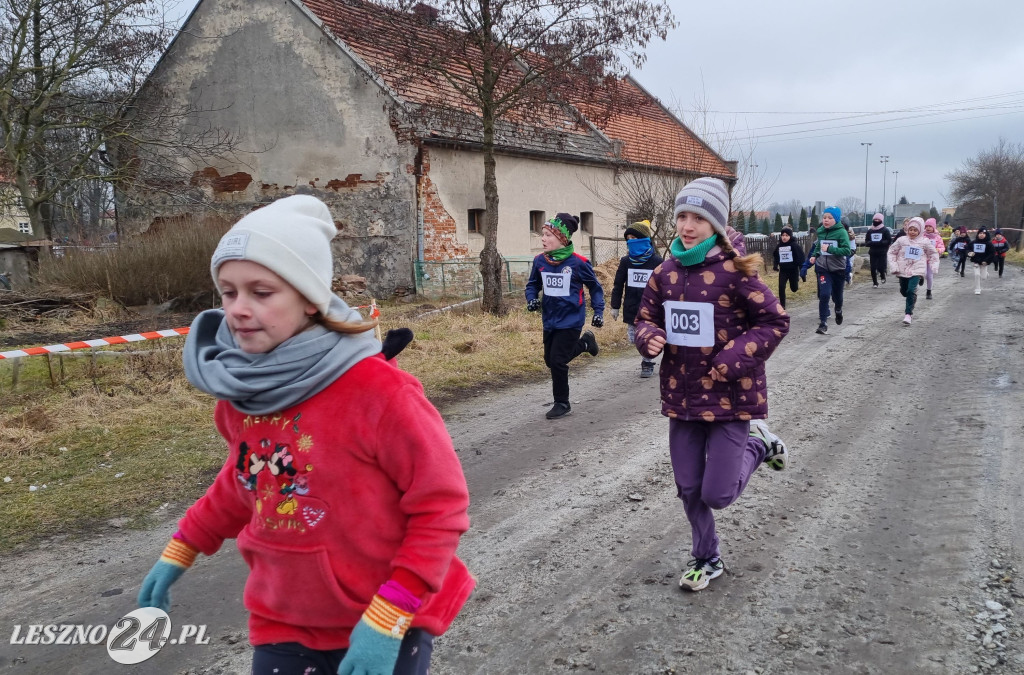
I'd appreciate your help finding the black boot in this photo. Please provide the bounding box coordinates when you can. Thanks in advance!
[581,330,599,356]
[546,402,572,419]
[926,289,932,300]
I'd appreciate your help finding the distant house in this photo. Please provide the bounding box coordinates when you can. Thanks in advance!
[0,177,31,237]
[893,203,931,223]
[125,0,735,296]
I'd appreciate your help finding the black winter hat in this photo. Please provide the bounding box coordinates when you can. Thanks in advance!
[553,212,579,234]
[780,226,794,236]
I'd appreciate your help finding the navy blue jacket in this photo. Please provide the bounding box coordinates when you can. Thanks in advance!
[526,252,605,330]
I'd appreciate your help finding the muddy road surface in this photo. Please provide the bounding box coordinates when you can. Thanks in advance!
[3,268,1023,674]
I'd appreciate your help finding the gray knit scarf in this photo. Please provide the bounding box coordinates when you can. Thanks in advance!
[182,296,381,415]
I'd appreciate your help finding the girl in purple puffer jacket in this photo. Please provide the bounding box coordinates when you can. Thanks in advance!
[634,177,791,592]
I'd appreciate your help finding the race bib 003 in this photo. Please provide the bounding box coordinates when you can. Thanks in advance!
[627,268,653,288]
[778,246,793,263]
[820,239,837,256]
[541,268,572,297]
[663,301,715,347]
[870,232,882,242]
[905,245,923,260]
[974,243,986,253]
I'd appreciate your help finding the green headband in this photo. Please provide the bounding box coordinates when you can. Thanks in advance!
[544,218,572,242]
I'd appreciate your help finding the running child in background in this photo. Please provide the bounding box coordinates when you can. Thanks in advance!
[863,213,892,287]
[525,213,604,419]
[968,226,995,295]
[950,226,971,277]
[806,206,853,335]
[137,195,474,675]
[922,218,946,299]
[633,177,790,593]
[991,229,1010,278]
[771,226,805,309]
[610,220,663,378]
[845,224,858,286]
[887,216,939,326]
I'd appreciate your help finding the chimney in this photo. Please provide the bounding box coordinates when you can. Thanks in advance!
[412,2,439,22]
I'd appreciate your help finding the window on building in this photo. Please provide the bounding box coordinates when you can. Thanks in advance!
[580,212,593,234]
[530,210,546,234]
[468,209,484,234]
[17,222,30,234]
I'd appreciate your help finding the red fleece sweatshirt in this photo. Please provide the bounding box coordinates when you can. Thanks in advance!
[177,355,474,649]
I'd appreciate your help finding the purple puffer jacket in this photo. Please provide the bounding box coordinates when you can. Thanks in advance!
[634,230,790,422]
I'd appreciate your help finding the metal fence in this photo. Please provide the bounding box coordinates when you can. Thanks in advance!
[414,257,534,299]
[590,233,817,267]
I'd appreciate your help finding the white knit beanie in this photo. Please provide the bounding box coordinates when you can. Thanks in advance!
[210,195,337,317]
[673,177,731,239]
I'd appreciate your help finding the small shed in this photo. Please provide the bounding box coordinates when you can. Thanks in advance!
[0,230,52,288]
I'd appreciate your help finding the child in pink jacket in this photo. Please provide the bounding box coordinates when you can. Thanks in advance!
[887,217,940,326]
[922,218,945,299]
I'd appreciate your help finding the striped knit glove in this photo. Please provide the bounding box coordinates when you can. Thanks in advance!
[137,537,198,613]
[338,581,421,675]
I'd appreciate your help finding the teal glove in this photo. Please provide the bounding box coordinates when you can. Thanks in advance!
[338,594,415,675]
[138,538,198,612]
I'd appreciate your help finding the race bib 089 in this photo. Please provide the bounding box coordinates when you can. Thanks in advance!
[663,301,715,347]
[541,268,572,297]
[627,268,653,288]
[778,246,793,263]
[905,245,923,260]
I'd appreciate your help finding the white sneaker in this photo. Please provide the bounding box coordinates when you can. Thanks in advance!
[750,419,788,470]
[679,557,725,591]
[903,314,912,325]
[975,289,982,295]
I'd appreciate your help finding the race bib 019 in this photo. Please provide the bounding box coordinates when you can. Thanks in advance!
[905,245,923,260]
[820,239,837,256]
[870,232,882,242]
[627,268,653,289]
[663,301,715,347]
[541,267,572,297]
[974,243,986,253]
[778,246,793,263]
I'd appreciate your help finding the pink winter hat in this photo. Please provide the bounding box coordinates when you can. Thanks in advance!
[872,213,884,223]
[925,217,937,229]
[906,217,924,234]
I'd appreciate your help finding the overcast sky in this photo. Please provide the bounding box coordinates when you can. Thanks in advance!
[638,0,1024,215]
[169,0,1024,216]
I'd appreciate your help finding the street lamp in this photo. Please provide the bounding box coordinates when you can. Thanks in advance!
[860,142,872,225]
[892,170,899,216]
[879,155,890,215]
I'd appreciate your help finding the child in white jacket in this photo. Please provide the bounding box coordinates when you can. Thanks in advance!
[887,217,939,326]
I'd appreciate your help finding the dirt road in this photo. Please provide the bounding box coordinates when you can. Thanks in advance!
[3,267,1023,674]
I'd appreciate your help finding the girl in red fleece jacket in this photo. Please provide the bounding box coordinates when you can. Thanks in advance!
[137,195,474,675]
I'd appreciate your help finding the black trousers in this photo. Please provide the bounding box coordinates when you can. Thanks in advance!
[544,327,586,404]
[777,268,799,308]
[868,250,887,284]
[994,257,1005,276]
[251,630,434,674]
[954,253,967,275]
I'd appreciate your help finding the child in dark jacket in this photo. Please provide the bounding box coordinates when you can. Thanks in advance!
[863,213,892,286]
[991,229,1011,277]
[611,220,664,378]
[968,226,995,295]
[525,213,605,419]
[950,226,971,277]
[771,226,805,309]
[633,177,791,593]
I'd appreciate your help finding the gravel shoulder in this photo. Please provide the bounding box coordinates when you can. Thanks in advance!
[2,267,1023,674]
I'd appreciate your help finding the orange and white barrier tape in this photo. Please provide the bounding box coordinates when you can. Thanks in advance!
[0,328,190,360]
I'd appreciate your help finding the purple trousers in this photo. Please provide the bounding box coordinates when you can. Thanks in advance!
[669,419,768,560]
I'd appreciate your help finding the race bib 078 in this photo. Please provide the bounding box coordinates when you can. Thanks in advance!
[541,268,572,297]
[663,301,715,347]
[778,246,793,263]
[627,268,653,288]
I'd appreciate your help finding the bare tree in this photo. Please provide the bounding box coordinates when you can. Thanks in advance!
[357,0,674,314]
[946,138,1024,246]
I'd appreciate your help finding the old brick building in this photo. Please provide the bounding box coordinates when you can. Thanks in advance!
[127,0,734,296]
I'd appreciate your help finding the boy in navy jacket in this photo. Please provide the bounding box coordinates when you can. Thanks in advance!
[526,213,604,419]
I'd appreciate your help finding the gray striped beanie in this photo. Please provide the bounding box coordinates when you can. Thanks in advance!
[673,177,731,238]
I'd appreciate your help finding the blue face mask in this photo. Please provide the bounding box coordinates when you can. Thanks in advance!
[627,237,652,257]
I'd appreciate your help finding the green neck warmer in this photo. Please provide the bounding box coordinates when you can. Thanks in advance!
[670,234,718,266]
[545,242,574,263]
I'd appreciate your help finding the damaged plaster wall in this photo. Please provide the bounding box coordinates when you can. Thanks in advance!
[126,0,418,295]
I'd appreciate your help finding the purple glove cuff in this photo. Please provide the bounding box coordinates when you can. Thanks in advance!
[377,580,422,614]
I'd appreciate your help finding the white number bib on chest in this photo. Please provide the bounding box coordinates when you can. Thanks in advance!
[627,268,653,288]
[905,245,923,260]
[870,232,882,242]
[778,246,793,263]
[664,301,715,347]
[974,243,986,253]
[819,239,837,256]
[955,242,965,249]
[541,268,572,297]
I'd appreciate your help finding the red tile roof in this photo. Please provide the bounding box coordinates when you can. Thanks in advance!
[299,0,733,177]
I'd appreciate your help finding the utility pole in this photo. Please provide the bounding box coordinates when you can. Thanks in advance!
[892,170,899,216]
[994,194,998,229]
[861,142,872,226]
[880,156,890,216]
